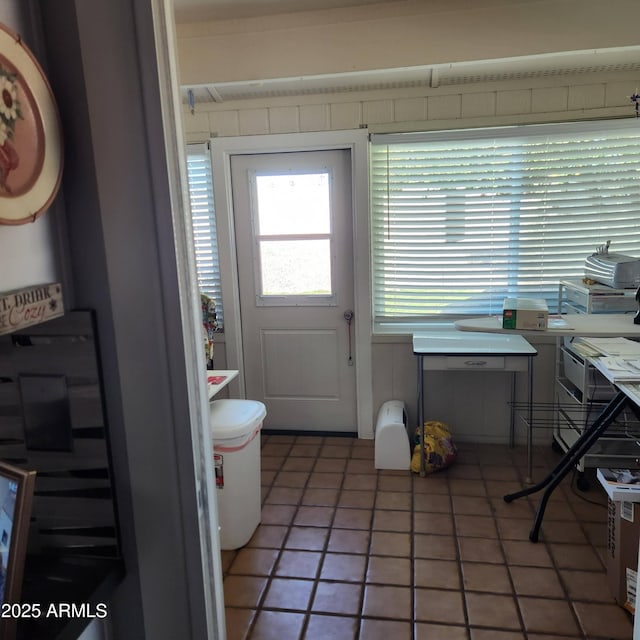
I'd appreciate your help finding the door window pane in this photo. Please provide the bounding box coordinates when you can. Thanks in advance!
[260,239,331,296]
[253,170,334,303]
[256,173,331,235]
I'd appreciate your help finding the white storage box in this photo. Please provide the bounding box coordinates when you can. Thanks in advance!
[209,399,266,550]
[375,400,410,470]
[502,298,549,331]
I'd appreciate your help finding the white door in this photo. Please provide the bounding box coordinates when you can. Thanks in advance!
[231,150,356,431]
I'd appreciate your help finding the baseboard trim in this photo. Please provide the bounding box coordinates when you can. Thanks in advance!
[262,429,358,438]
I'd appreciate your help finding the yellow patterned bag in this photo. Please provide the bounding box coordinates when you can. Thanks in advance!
[410,420,457,474]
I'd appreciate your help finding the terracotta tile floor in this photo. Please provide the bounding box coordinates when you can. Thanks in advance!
[221,435,634,639]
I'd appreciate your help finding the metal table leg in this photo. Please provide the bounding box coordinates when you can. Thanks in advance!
[504,389,629,542]
[417,355,425,477]
[509,371,516,448]
[526,354,534,484]
[509,355,534,483]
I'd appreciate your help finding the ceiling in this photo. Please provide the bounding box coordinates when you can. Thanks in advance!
[174,0,640,105]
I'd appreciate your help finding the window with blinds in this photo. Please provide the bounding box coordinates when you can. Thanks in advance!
[186,143,223,329]
[370,120,640,326]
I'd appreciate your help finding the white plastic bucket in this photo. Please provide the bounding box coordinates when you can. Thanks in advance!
[209,399,266,550]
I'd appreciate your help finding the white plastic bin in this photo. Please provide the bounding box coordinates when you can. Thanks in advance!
[209,399,266,550]
[375,400,410,470]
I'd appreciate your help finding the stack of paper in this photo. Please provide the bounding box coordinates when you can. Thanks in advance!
[578,337,640,357]
[598,357,640,380]
[582,338,640,382]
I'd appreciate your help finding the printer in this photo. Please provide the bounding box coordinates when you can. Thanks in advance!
[584,242,640,289]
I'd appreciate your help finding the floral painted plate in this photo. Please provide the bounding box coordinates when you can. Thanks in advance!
[0,23,63,224]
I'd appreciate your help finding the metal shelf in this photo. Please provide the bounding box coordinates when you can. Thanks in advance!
[553,280,640,473]
[512,399,640,471]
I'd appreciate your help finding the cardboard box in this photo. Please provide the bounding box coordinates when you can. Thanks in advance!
[502,298,549,331]
[606,498,640,614]
[598,468,640,501]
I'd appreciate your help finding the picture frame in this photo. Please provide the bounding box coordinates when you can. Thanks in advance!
[0,462,36,640]
[0,22,63,225]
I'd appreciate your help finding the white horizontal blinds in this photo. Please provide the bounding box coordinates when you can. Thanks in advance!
[370,120,640,322]
[186,143,223,328]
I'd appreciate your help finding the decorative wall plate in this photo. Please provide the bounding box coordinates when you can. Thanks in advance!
[0,23,63,225]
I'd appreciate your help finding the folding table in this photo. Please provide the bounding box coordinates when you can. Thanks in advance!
[413,331,537,479]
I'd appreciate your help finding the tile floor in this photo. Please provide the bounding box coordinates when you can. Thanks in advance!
[221,434,634,639]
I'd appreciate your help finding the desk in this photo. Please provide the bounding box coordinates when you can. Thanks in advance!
[413,331,537,478]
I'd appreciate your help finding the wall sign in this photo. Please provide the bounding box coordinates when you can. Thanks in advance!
[0,283,64,335]
[0,23,63,225]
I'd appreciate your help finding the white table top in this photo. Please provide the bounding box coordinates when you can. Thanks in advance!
[207,369,239,399]
[455,313,640,337]
[413,330,537,355]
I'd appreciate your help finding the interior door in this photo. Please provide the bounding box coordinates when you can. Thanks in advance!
[231,150,356,431]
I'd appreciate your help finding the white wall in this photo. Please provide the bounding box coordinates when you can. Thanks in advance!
[181,70,636,141]
[0,2,66,294]
[180,61,637,443]
[175,0,640,85]
[175,0,640,443]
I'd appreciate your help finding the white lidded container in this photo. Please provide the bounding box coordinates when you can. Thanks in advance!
[209,399,266,550]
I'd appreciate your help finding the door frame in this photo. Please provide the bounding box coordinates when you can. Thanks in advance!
[211,130,373,438]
